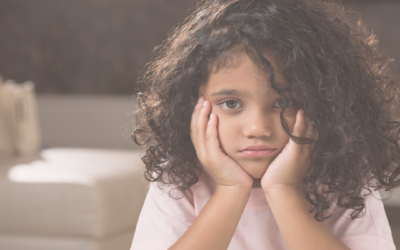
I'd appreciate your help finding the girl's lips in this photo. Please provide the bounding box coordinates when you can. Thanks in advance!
[239,149,276,158]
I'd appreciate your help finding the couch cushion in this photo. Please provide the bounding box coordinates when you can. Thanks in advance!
[0,148,148,238]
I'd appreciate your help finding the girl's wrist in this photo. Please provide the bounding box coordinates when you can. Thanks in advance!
[263,184,301,198]
[215,184,253,197]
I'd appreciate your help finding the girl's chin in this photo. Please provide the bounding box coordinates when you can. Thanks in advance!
[251,174,265,179]
[243,169,267,179]
[239,163,269,178]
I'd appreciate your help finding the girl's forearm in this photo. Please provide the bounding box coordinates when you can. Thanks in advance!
[169,185,251,250]
[264,186,350,250]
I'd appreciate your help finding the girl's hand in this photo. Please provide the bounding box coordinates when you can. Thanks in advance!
[191,97,254,189]
[261,109,318,193]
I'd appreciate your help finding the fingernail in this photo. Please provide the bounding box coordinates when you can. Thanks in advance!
[301,109,304,116]
[202,99,207,107]
[197,96,204,105]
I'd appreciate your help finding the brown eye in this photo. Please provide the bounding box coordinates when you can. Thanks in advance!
[275,99,294,108]
[220,100,243,110]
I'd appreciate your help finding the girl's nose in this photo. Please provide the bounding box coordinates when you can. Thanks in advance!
[242,110,273,139]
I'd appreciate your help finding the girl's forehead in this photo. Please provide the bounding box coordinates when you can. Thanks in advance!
[203,52,289,94]
[201,77,291,100]
[206,85,292,99]
[210,50,286,79]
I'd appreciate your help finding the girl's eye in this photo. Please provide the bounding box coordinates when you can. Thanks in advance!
[274,99,294,108]
[219,100,243,110]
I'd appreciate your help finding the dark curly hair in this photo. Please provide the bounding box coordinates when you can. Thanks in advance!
[132,0,400,222]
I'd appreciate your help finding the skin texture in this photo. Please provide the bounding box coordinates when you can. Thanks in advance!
[199,53,299,187]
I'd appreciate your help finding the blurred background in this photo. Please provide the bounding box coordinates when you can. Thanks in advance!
[0,0,399,95]
[0,0,399,249]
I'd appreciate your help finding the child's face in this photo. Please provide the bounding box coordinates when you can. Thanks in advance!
[199,53,299,183]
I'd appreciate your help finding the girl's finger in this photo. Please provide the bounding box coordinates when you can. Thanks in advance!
[196,99,211,158]
[293,109,306,139]
[190,96,204,147]
[291,109,310,154]
[205,113,221,159]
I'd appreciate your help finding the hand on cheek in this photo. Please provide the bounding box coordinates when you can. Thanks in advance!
[190,97,254,189]
[261,109,318,192]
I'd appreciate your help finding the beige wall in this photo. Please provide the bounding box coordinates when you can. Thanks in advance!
[37,94,139,150]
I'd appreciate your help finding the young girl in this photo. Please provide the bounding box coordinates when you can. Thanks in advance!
[131,0,400,249]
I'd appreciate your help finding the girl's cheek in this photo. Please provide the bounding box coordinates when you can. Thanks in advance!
[216,121,229,153]
[284,108,299,119]
[283,107,299,116]
[280,109,297,133]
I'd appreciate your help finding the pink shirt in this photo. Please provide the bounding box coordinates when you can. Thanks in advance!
[131,169,396,250]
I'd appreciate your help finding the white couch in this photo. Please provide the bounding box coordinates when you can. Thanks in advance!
[0,148,149,250]
[0,94,150,250]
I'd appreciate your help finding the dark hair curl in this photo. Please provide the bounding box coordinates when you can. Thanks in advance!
[132,0,400,222]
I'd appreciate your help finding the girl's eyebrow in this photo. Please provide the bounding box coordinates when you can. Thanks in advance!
[211,89,248,97]
[210,86,292,97]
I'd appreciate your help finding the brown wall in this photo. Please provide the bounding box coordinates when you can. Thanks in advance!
[0,0,398,94]
[342,1,400,75]
[0,0,199,94]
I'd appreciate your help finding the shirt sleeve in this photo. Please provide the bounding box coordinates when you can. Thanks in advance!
[323,188,396,250]
[130,181,196,250]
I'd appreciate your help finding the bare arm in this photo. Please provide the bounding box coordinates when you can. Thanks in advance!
[169,185,251,250]
[265,186,350,250]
